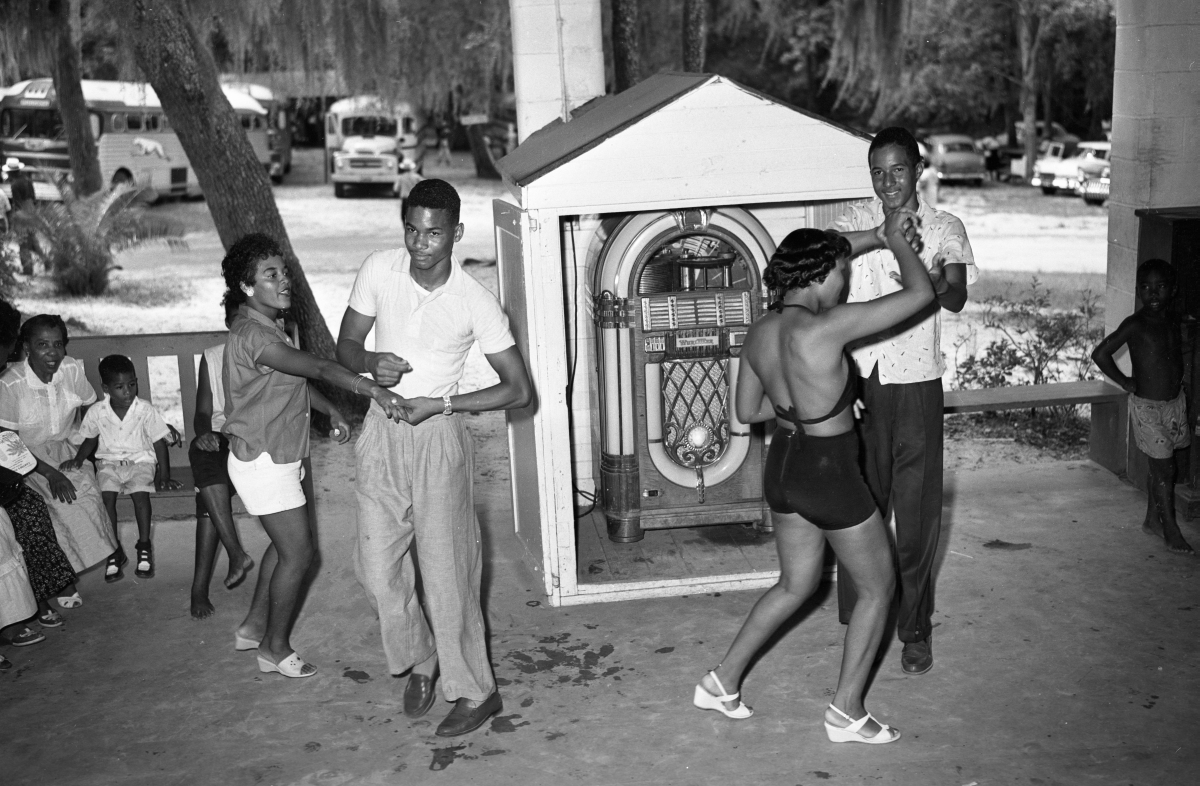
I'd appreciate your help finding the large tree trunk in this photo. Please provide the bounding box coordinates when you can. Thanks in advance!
[1016,2,1041,183]
[682,0,706,72]
[115,0,360,414]
[611,0,641,91]
[49,0,102,196]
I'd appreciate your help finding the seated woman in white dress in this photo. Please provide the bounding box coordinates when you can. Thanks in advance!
[0,315,116,607]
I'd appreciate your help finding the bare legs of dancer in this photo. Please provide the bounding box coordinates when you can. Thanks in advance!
[700,510,895,736]
[191,483,255,619]
[235,503,315,674]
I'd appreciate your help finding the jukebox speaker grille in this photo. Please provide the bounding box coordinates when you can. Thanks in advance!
[660,359,730,469]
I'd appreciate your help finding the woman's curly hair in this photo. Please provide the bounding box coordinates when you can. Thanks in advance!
[221,233,285,312]
[763,229,851,295]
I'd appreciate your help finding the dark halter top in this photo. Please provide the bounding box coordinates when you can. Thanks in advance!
[768,302,857,427]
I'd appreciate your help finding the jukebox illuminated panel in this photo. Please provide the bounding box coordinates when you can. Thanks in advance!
[594,208,774,542]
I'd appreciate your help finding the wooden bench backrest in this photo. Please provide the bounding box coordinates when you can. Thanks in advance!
[69,331,227,470]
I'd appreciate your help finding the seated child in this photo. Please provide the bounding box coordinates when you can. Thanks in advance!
[190,338,254,619]
[60,354,183,581]
[1092,258,1194,556]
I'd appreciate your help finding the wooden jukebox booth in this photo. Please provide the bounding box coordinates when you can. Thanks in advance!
[493,73,875,605]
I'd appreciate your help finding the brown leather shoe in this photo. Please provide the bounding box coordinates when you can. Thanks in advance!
[403,672,438,718]
[435,692,502,737]
[901,637,933,675]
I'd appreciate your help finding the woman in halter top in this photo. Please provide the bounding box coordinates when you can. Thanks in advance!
[692,212,934,744]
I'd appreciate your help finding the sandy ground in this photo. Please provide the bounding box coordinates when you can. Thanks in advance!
[9,152,1109,469]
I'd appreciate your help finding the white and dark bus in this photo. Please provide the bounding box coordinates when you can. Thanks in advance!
[0,78,269,201]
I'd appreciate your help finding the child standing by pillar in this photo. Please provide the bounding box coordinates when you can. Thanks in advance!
[60,355,183,580]
[1092,258,1195,556]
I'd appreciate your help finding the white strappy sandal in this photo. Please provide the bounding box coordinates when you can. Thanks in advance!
[693,670,753,719]
[824,703,900,744]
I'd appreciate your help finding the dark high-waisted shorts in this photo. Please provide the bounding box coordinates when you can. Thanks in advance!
[763,427,876,530]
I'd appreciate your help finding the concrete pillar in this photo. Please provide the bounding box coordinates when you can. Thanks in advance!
[509,0,606,143]
[1105,0,1200,482]
[1107,0,1200,334]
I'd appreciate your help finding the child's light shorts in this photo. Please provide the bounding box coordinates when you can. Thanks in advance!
[96,460,156,495]
[226,452,306,516]
[1129,390,1191,460]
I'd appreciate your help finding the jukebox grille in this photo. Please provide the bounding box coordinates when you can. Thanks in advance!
[660,359,730,469]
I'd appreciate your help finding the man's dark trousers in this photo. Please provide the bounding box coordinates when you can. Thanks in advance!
[837,366,943,644]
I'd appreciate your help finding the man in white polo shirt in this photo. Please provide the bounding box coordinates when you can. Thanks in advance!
[337,179,532,737]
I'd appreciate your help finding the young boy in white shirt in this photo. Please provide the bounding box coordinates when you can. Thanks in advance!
[60,355,181,581]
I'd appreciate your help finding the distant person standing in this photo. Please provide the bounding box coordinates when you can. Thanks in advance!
[831,127,977,676]
[435,117,453,167]
[3,159,37,275]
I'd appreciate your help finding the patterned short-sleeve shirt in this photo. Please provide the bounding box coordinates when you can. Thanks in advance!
[832,196,978,384]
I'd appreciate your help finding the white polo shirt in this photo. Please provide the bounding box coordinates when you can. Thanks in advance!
[347,248,515,400]
[832,195,978,384]
[79,395,172,464]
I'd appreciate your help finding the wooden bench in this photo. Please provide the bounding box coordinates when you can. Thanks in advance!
[69,331,237,519]
[944,380,1128,475]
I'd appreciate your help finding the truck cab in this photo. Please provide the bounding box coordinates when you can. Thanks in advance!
[325,96,425,198]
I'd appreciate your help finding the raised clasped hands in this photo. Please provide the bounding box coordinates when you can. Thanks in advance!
[368,352,413,388]
[882,208,921,254]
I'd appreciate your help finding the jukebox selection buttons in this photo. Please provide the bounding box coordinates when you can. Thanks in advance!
[645,335,667,353]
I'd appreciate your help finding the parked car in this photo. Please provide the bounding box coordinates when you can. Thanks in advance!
[1080,164,1110,206]
[1027,139,1094,193]
[923,134,987,185]
[1070,142,1111,190]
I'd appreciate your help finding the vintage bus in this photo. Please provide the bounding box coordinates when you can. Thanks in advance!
[0,78,269,201]
[221,80,292,182]
[325,95,425,198]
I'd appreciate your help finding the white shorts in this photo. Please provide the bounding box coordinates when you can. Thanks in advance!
[96,460,156,495]
[226,452,306,516]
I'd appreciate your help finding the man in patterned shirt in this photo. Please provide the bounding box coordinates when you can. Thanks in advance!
[831,127,977,675]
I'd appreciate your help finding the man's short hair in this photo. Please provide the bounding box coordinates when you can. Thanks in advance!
[869,127,922,169]
[99,354,136,385]
[405,178,461,225]
[1137,258,1175,288]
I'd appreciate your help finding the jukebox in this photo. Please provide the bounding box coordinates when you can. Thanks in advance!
[593,206,776,542]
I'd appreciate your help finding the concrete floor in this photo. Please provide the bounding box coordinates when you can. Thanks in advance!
[3,420,1198,786]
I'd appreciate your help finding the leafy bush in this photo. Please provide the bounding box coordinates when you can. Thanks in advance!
[952,277,1104,453]
[955,277,1103,389]
[11,184,185,297]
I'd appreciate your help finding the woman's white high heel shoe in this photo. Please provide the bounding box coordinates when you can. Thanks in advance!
[693,670,753,719]
[823,703,900,744]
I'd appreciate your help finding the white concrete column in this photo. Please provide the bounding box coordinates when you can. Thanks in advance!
[1107,0,1200,333]
[510,0,606,143]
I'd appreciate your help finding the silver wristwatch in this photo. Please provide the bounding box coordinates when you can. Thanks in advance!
[442,394,453,416]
